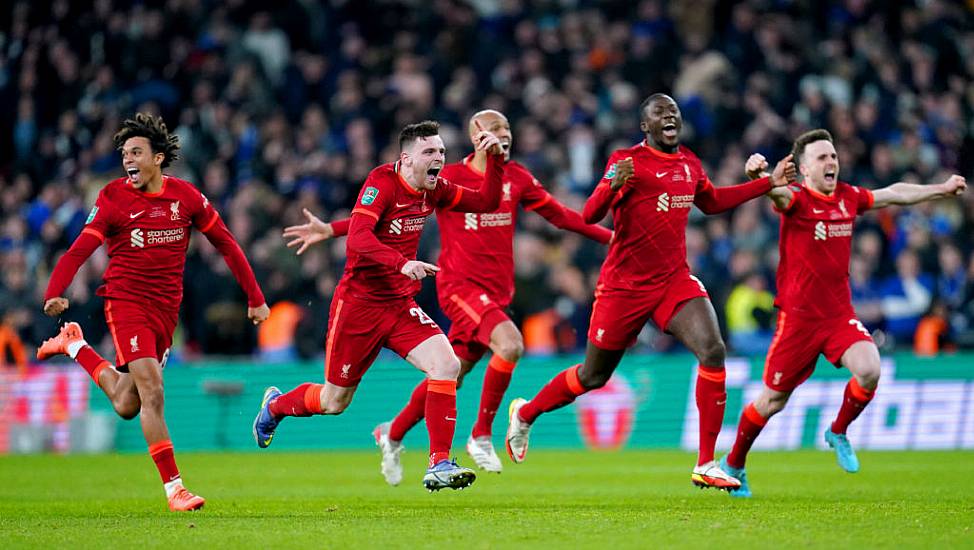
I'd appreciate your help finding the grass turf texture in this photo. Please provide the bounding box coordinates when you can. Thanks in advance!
[1,450,971,548]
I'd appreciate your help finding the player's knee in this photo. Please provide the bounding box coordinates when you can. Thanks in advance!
[696,338,726,366]
[577,367,610,390]
[113,401,140,420]
[139,386,165,412]
[856,362,881,390]
[495,337,524,363]
[428,356,461,381]
[321,402,348,415]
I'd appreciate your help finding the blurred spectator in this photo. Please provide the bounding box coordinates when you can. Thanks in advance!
[725,271,775,356]
[880,250,934,344]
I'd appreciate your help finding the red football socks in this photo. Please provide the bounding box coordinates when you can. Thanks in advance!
[471,355,516,438]
[269,383,323,417]
[426,379,457,466]
[831,377,876,434]
[389,379,429,442]
[148,439,180,483]
[727,403,767,469]
[518,364,586,424]
[695,364,727,465]
[75,345,112,385]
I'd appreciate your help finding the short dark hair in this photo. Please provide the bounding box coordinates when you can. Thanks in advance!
[113,112,180,168]
[639,93,674,121]
[791,129,833,167]
[399,120,440,150]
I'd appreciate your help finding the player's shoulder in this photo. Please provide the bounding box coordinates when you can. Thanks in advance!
[836,181,867,196]
[97,177,130,202]
[614,142,644,158]
[438,161,467,182]
[677,145,703,164]
[504,160,537,184]
[365,163,399,188]
[164,175,203,197]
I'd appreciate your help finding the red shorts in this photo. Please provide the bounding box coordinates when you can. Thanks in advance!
[587,272,709,350]
[763,310,874,392]
[439,285,510,363]
[104,298,178,370]
[324,292,445,387]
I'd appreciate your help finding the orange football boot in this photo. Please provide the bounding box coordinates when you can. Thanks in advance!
[168,487,205,511]
[36,322,84,360]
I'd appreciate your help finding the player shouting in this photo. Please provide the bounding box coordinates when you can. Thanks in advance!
[505,93,796,490]
[253,120,505,492]
[37,113,270,511]
[720,129,966,497]
[283,110,612,482]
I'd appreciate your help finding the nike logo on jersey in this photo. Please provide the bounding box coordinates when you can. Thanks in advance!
[655,171,668,178]
[395,202,415,208]
[130,210,145,219]
[812,208,825,214]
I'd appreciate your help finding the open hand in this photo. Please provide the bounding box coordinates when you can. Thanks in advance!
[283,208,333,255]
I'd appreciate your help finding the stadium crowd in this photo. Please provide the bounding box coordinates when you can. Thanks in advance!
[1,0,973,367]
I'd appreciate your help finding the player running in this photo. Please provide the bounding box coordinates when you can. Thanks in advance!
[36,113,270,511]
[504,93,796,490]
[283,110,612,482]
[719,129,966,497]
[253,120,506,492]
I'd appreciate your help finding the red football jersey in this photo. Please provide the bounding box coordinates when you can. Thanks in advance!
[774,181,874,318]
[436,156,554,305]
[588,142,715,291]
[83,176,223,310]
[339,161,492,301]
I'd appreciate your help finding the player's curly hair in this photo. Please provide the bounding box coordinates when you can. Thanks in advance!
[112,112,180,168]
[398,120,440,150]
[791,129,833,167]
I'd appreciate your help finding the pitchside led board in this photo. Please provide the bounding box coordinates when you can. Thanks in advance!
[2,354,973,453]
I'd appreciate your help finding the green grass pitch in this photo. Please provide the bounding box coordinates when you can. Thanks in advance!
[1,450,971,548]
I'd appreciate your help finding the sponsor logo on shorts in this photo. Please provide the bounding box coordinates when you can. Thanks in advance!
[341,363,352,378]
[130,335,140,353]
[361,186,379,206]
[772,371,782,386]
[595,328,605,342]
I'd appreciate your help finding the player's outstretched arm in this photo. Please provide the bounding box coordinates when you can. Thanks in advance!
[43,230,104,316]
[870,175,966,209]
[694,154,795,214]
[745,153,794,211]
[283,209,350,255]
[200,215,268,323]
[531,196,613,244]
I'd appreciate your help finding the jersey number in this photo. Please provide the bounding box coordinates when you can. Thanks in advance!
[848,319,870,337]
[409,307,437,326]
